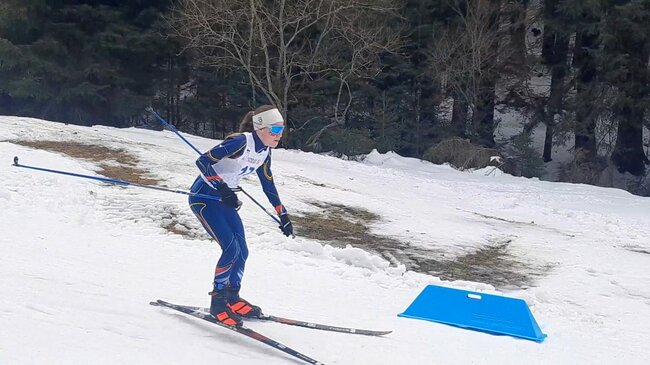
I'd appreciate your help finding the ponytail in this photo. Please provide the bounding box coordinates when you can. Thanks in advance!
[239,111,255,132]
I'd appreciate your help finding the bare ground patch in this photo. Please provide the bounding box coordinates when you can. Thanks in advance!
[9,140,159,185]
[415,241,554,290]
[9,139,194,236]
[159,207,205,239]
[293,201,550,289]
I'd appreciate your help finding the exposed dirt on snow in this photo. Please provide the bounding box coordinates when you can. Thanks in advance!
[293,201,550,289]
[420,241,554,290]
[8,140,159,185]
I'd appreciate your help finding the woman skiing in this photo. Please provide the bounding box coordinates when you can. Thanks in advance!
[188,105,293,326]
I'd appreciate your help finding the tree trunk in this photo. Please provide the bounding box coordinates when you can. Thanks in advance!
[380,90,387,149]
[507,0,528,69]
[414,83,422,155]
[612,108,648,176]
[543,121,554,162]
[543,60,568,162]
[573,26,599,165]
[472,79,497,147]
[451,91,469,138]
[608,3,650,176]
[471,0,500,148]
[175,75,181,128]
[540,0,569,162]
[166,56,173,124]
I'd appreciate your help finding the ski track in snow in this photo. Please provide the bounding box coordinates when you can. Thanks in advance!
[1,116,649,364]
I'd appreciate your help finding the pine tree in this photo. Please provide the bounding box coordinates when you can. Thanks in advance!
[604,0,650,175]
[540,0,571,162]
[0,1,175,126]
[571,0,602,168]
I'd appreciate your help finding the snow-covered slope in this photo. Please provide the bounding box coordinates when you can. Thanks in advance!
[1,116,649,364]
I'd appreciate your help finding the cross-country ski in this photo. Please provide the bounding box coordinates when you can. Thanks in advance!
[157,302,392,336]
[150,300,324,365]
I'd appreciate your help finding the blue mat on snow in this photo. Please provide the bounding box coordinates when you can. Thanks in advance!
[398,285,547,342]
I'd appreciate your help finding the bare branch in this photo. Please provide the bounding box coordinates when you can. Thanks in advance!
[171,0,403,138]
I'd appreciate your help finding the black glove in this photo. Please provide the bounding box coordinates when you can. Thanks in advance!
[215,183,240,208]
[279,212,293,237]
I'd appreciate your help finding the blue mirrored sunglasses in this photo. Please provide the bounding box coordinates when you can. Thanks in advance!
[268,125,285,135]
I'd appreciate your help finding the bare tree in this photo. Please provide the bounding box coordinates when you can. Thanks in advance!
[430,0,504,147]
[170,0,402,143]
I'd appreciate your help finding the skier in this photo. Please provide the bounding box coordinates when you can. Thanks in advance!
[188,105,294,326]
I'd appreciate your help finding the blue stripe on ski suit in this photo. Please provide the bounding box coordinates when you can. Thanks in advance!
[190,131,285,290]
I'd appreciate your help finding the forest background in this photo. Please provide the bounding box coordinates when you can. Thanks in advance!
[1,0,648,195]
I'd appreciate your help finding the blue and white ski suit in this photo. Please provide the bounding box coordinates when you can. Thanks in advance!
[189,132,286,290]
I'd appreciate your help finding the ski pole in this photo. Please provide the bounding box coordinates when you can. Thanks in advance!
[11,156,222,201]
[145,107,283,227]
[146,107,201,155]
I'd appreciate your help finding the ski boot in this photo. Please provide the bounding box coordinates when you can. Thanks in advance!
[209,289,243,326]
[225,287,262,318]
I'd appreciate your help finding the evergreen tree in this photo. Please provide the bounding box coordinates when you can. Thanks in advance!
[0,0,175,126]
[571,0,602,169]
[604,0,650,175]
[540,0,571,162]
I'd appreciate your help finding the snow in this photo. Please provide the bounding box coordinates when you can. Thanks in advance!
[1,116,650,364]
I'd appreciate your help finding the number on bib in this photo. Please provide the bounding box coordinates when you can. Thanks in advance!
[239,166,255,176]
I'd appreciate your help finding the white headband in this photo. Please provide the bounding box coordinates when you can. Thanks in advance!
[253,108,284,130]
